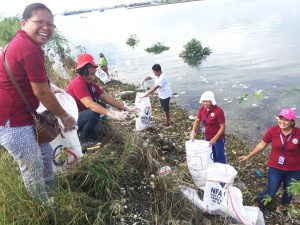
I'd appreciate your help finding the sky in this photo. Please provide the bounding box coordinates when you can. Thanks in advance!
[0,0,146,17]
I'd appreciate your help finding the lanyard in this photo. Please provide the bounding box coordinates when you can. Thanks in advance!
[87,83,98,102]
[279,133,292,154]
[203,111,210,126]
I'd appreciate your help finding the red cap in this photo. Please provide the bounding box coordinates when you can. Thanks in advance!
[76,53,98,69]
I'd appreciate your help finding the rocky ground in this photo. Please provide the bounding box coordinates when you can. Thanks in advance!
[100,79,299,225]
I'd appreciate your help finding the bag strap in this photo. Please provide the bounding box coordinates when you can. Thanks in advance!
[3,50,33,113]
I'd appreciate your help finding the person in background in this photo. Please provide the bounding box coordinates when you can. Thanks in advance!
[0,3,76,203]
[190,91,226,163]
[67,53,135,144]
[141,64,172,127]
[239,108,300,214]
[99,52,109,75]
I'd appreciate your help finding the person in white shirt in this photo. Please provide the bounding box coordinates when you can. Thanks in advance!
[141,64,172,126]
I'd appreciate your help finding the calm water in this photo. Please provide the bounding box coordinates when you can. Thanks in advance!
[55,0,300,144]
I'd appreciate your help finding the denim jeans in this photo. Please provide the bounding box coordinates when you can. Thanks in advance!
[211,138,226,164]
[0,121,56,202]
[256,167,300,205]
[78,109,103,141]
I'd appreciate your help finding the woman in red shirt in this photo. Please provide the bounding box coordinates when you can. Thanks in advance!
[239,108,300,212]
[0,3,75,203]
[190,91,226,163]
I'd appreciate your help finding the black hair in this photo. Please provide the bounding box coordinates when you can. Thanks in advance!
[22,3,53,20]
[76,64,90,76]
[152,64,161,72]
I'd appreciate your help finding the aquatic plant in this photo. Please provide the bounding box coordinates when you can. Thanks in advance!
[237,94,248,104]
[126,34,139,48]
[145,42,170,54]
[179,38,212,67]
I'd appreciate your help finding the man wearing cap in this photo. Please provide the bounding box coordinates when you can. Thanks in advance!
[66,53,132,143]
[190,91,226,164]
[239,108,300,214]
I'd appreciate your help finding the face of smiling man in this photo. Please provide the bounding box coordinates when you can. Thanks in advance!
[21,9,55,46]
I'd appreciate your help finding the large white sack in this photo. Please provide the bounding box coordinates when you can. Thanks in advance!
[135,92,152,131]
[95,67,111,84]
[185,140,214,189]
[36,92,82,173]
[203,163,265,225]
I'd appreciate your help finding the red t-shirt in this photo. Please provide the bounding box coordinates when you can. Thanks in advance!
[196,105,225,140]
[0,30,48,126]
[263,126,300,171]
[66,75,104,111]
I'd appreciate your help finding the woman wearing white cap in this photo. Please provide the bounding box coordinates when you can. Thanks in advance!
[190,91,226,163]
[239,108,300,215]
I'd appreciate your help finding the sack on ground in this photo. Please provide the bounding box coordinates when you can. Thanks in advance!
[135,92,152,131]
[185,140,213,189]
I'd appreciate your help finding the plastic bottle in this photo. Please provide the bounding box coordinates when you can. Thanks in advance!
[255,169,263,179]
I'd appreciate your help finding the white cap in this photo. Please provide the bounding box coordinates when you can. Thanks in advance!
[199,91,216,105]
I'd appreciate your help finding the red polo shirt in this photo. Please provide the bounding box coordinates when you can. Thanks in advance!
[196,105,225,141]
[263,126,300,171]
[66,75,104,111]
[0,30,48,126]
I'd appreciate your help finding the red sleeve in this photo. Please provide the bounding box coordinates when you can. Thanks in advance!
[262,128,272,143]
[196,106,203,120]
[216,107,225,124]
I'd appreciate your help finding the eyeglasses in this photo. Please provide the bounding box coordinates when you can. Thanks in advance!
[27,19,56,29]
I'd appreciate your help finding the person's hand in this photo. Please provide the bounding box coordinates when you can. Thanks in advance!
[107,110,128,120]
[209,137,217,146]
[140,92,149,98]
[124,105,139,114]
[190,130,196,142]
[238,155,250,162]
[58,113,76,132]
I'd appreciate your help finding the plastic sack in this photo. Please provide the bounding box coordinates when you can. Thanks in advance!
[202,163,265,225]
[185,140,214,189]
[37,92,82,173]
[135,92,152,131]
[95,67,111,84]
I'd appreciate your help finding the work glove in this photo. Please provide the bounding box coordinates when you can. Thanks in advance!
[107,110,128,120]
[124,105,139,114]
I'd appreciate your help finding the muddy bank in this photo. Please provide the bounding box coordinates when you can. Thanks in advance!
[102,79,298,225]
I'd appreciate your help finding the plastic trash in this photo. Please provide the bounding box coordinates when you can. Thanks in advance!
[255,170,263,179]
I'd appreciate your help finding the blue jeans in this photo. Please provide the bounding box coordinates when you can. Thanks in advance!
[78,109,103,141]
[256,167,300,205]
[0,121,55,202]
[210,138,226,164]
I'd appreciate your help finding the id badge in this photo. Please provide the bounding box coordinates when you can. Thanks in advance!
[278,155,285,165]
[201,127,206,133]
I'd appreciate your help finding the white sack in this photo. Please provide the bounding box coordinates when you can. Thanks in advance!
[95,67,111,83]
[185,140,214,189]
[135,92,152,131]
[37,92,82,173]
[203,163,265,225]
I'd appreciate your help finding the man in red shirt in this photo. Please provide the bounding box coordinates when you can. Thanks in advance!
[67,53,134,143]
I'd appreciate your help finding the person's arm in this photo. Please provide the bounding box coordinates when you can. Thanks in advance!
[209,123,225,145]
[31,82,76,131]
[80,96,110,115]
[238,140,268,161]
[190,118,201,141]
[141,75,152,85]
[143,85,160,97]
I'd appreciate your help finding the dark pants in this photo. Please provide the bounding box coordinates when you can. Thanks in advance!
[206,138,226,164]
[159,97,170,112]
[256,167,300,205]
[78,109,103,141]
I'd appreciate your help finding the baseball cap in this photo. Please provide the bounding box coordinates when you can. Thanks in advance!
[76,53,98,69]
[278,108,295,121]
[199,91,216,105]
